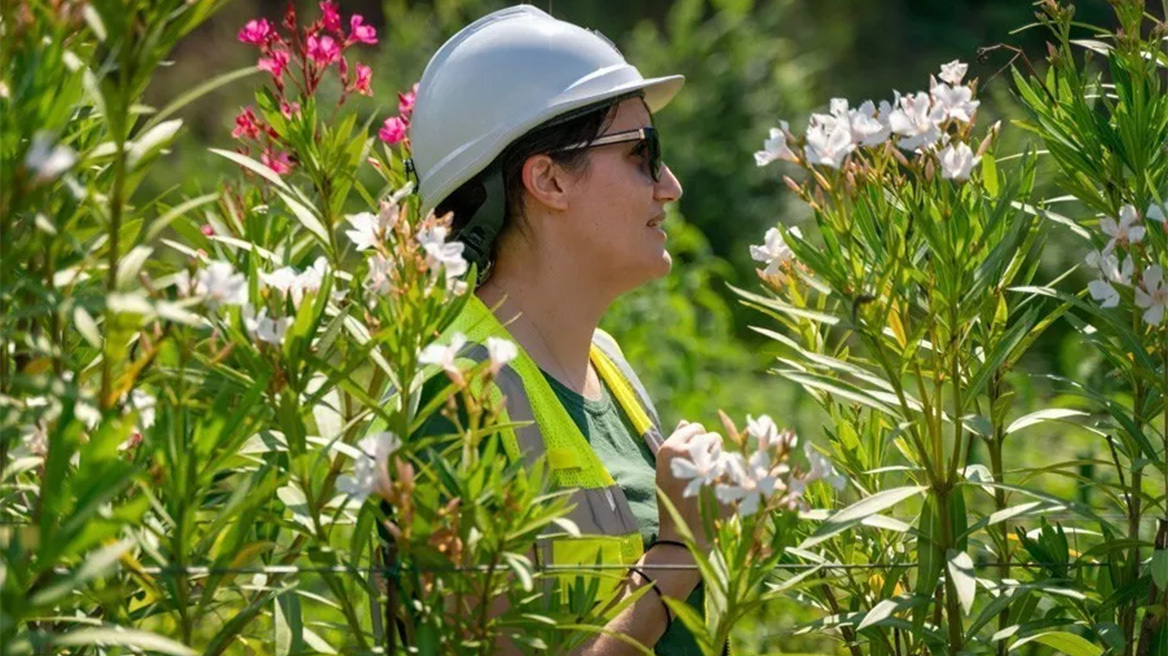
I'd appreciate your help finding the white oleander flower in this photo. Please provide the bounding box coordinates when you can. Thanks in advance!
[749,227,801,280]
[746,414,794,453]
[1100,204,1145,255]
[716,450,779,517]
[888,91,946,152]
[346,206,398,252]
[485,337,518,374]
[929,80,979,124]
[337,431,401,503]
[804,112,855,169]
[803,442,847,491]
[670,432,725,498]
[244,306,292,346]
[1086,251,1133,308]
[196,261,248,309]
[846,100,891,147]
[1135,265,1168,326]
[419,332,468,378]
[939,142,980,181]
[939,60,968,86]
[418,225,469,281]
[365,253,393,295]
[755,122,798,166]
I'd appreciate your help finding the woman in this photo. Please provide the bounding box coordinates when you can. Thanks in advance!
[408,6,721,654]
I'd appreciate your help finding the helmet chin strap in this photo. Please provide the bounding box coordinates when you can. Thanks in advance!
[456,166,507,285]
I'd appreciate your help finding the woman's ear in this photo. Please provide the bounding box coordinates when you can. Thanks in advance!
[520,154,571,212]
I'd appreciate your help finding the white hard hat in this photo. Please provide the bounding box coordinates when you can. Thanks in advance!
[410,4,685,214]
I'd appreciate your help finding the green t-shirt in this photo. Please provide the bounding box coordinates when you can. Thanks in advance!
[541,371,703,656]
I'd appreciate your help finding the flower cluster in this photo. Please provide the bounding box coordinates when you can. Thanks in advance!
[234,2,381,175]
[379,83,417,146]
[671,414,846,517]
[261,256,329,308]
[238,2,377,94]
[346,186,470,299]
[1085,202,1168,325]
[174,260,248,309]
[755,60,984,181]
[172,255,333,348]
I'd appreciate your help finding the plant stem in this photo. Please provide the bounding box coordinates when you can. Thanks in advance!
[818,575,864,656]
[937,486,965,653]
[100,127,128,410]
[988,435,1010,656]
[1122,381,1146,656]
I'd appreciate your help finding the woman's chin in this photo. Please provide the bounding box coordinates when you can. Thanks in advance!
[642,249,673,281]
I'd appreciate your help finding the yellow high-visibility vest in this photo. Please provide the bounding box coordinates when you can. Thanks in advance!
[445,294,665,606]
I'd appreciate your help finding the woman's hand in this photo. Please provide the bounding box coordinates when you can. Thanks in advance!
[654,419,721,549]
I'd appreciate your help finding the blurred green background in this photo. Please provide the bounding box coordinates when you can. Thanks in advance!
[146,0,1123,426]
[141,1,1155,651]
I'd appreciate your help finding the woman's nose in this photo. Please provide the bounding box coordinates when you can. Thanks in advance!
[655,164,683,203]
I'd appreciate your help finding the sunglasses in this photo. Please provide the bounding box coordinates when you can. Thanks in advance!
[552,126,663,182]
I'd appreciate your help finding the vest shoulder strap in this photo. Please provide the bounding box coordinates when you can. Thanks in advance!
[590,328,665,455]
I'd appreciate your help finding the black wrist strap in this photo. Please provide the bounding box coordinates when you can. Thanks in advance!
[628,565,673,631]
[649,539,688,551]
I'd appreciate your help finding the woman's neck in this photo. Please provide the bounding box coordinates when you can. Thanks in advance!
[476,253,613,399]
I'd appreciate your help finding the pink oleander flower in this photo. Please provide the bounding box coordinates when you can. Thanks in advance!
[349,14,378,45]
[307,34,341,65]
[320,0,341,32]
[398,83,418,117]
[282,3,297,30]
[280,100,301,119]
[258,48,290,80]
[232,107,261,140]
[353,63,373,96]
[379,116,407,145]
[200,223,215,236]
[262,149,294,175]
[238,18,274,46]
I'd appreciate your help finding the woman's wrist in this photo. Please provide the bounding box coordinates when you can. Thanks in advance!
[640,539,701,600]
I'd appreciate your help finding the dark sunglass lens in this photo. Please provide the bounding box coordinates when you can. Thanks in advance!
[648,130,662,181]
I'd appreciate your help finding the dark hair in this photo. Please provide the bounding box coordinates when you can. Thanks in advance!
[435,94,638,269]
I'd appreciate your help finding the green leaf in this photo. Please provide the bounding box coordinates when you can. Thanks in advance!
[30,539,133,606]
[503,551,534,592]
[127,119,182,168]
[276,189,331,246]
[146,193,219,241]
[275,592,304,656]
[145,66,259,131]
[1152,549,1168,590]
[916,495,944,602]
[947,549,976,615]
[209,148,293,194]
[857,595,929,631]
[779,370,900,418]
[982,153,999,195]
[1010,631,1103,656]
[73,306,102,348]
[53,627,196,656]
[115,245,153,289]
[1005,408,1089,434]
[802,486,927,547]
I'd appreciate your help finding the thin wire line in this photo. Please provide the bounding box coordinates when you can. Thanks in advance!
[62,561,1107,578]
